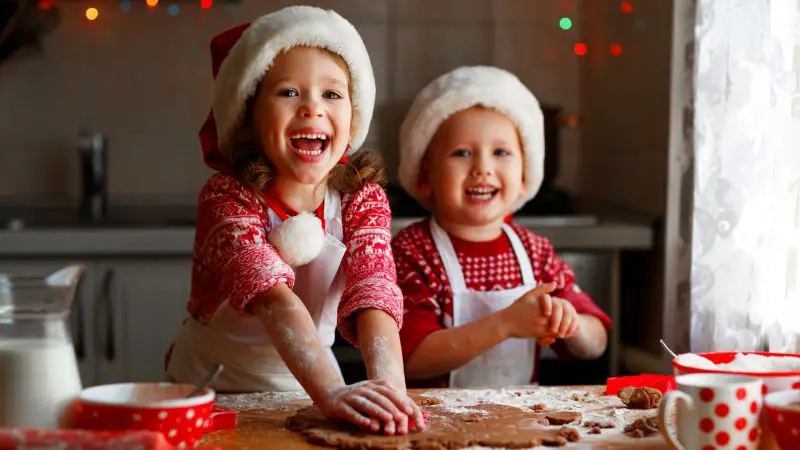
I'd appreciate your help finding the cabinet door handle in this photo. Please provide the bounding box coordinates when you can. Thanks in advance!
[72,275,86,360]
[99,268,116,361]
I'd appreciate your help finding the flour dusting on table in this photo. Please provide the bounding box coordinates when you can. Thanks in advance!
[215,386,659,448]
[417,387,650,440]
[216,390,311,411]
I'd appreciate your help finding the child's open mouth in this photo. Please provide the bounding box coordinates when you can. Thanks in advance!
[288,132,330,162]
[465,186,500,203]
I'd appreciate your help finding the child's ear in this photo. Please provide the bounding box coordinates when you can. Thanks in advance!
[519,177,527,199]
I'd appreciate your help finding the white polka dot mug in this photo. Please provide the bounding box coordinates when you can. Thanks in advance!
[68,382,237,448]
[658,373,763,450]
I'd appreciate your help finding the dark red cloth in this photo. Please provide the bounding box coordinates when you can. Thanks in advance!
[199,23,250,175]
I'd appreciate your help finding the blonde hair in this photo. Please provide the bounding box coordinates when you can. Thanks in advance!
[224,47,386,202]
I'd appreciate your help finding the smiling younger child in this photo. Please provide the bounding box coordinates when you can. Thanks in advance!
[392,66,612,388]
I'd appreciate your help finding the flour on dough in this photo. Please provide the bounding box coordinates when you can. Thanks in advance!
[285,401,580,449]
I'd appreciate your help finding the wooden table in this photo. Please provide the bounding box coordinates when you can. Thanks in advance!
[201,386,668,449]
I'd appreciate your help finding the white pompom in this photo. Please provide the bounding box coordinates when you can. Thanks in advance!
[268,212,325,266]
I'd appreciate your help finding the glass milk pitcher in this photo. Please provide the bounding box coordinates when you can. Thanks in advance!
[0,265,85,428]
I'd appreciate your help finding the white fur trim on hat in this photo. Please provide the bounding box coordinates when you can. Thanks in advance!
[398,66,545,212]
[268,212,325,266]
[213,6,376,155]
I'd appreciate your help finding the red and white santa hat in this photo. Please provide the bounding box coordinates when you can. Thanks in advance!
[198,6,376,266]
[199,5,376,175]
[398,66,545,212]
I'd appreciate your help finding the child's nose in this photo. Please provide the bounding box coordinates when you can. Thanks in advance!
[470,164,493,177]
[298,100,324,118]
[471,157,494,177]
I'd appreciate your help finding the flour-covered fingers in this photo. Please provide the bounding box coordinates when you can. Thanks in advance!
[346,396,393,423]
[373,385,416,416]
[369,419,381,432]
[394,413,409,435]
[356,418,381,432]
[362,388,406,422]
[410,403,426,430]
[382,417,396,435]
[338,403,371,427]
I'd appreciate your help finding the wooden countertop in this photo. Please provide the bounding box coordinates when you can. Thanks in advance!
[202,386,667,449]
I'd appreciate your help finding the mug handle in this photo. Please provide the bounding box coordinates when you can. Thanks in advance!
[658,390,692,450]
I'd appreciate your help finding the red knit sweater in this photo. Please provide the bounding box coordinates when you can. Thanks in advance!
[186,174,403,344]
[392,218,612,388]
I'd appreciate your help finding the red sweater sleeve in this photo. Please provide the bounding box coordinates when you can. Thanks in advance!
[336,183,404,345]
[391,224,446,361]
[189,174,295,322]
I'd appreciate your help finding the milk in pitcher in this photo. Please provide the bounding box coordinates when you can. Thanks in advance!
[0,339,83,428]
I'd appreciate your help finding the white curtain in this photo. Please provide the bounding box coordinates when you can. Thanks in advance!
[691,0,800,352]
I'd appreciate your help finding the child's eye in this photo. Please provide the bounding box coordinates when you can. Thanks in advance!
[494,148,511,156]
[323,90,343,99]
[278,88,298,97]
[451,149,471,157]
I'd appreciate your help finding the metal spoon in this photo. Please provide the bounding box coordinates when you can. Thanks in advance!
[659,339,678,358]
[186,363,224,398]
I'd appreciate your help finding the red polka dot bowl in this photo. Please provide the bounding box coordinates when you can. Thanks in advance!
[764,389,800,450]
[673,352,800,395]
[69,382,234,448]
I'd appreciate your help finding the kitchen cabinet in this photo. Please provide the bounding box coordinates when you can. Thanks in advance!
[558,252,612,317]
[0,258,191,387]
[93,260,190,384]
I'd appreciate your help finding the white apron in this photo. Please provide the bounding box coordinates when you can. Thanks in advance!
[429,219,539,389]
[166,189,346,392]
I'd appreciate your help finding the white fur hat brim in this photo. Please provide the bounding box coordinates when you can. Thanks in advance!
[398,66,545,212]
[213,6,375,155]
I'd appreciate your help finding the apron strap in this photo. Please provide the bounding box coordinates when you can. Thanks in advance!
[502,223,536,285]
[429,219,468,291]
[323,189,344,241]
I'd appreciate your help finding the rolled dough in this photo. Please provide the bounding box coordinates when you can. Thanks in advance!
[285,401,581,449]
